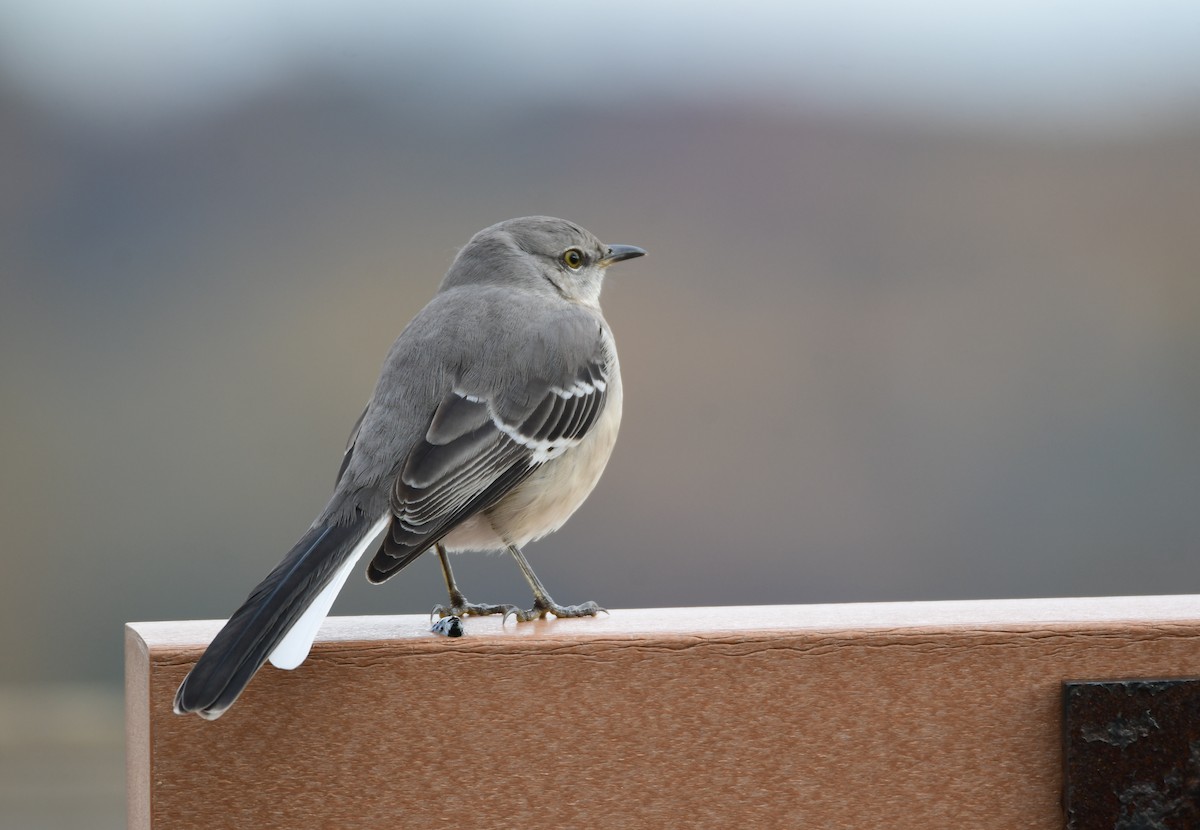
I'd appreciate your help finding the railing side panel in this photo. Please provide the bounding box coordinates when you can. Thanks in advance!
[126,598,1200,829]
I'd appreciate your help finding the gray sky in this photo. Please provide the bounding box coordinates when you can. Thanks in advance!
[3,0,1200,133]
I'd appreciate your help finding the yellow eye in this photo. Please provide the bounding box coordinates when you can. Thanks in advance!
[563,248,584,269]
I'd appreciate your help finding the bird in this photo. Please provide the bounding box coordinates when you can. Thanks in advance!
[173,216,645,719]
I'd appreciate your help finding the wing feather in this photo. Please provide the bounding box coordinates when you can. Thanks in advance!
[364,353,611,583]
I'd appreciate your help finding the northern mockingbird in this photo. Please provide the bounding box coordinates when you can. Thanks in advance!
[174,216,645,719]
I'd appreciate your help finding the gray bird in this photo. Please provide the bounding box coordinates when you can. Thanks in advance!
[174,216,645,719]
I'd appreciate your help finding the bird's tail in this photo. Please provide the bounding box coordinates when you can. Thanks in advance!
[173,511,381,720]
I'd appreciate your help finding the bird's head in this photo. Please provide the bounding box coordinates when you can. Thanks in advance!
[443,216,645,306]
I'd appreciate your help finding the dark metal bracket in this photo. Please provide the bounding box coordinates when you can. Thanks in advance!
[1063,677,1200,829]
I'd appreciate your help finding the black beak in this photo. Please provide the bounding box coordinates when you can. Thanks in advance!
[600,244,647,266]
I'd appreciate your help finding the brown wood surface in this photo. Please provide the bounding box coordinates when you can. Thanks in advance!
[127,596,1200,829]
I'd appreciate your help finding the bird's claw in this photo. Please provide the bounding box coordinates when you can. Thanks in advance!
[431,599,519,621]
[505,598,606,623]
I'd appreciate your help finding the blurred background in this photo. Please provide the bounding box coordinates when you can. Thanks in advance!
[3,1,1200,826]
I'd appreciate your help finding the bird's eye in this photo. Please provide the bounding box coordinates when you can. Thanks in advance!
[562,248,584,270]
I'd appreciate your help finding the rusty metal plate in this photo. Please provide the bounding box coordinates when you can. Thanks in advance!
[1062,678,1200,829]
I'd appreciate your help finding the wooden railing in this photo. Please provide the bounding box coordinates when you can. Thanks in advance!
[126,596,1200,828]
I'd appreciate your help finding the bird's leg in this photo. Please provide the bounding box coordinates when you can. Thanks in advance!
[505,544,605,622]
[430,544,516,619]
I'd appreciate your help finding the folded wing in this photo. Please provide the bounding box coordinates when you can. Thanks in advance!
[365,358,610,582]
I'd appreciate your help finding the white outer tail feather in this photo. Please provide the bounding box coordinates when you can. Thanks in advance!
[267,515,390,670]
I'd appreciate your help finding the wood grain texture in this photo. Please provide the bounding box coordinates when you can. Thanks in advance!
[126,597,1200,829]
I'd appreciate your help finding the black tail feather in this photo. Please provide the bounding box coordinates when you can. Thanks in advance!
[174,513,373,719]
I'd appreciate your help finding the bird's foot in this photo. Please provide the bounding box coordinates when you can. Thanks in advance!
[506,597,606,623]
[430,591,514,636]
[432,590,518,621]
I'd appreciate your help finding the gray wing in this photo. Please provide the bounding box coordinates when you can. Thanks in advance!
[365,356,610,583]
